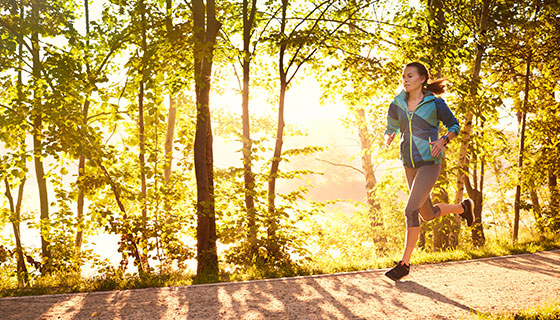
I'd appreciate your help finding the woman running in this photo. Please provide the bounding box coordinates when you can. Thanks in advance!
[383,62,475,281]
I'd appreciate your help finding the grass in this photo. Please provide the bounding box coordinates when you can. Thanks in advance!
[1,234,559,298]
[0,269,194,298]
[472,302,560,320]
[303,235,560,276]
[409,236,560,267]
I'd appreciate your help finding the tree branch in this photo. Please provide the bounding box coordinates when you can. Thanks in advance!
[315,158,363,175]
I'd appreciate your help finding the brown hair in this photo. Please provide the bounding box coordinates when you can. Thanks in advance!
[406,62,446,95]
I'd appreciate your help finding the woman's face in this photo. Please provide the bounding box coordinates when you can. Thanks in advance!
[402,66,426,93]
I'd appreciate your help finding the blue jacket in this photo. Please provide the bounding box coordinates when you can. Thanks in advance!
[385,90,460,168]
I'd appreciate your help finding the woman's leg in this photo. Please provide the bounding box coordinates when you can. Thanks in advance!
[401,164,441,265]
[434,203,464,216]
[401,226,420,266]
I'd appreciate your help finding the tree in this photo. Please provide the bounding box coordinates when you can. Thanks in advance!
[29,0,52,273]
[265,0,369,260]
[241,0,260,264]
[192,0,221,281]
[487,0,560,241]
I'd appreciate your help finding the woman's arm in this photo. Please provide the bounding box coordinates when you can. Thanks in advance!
[431,99,460,157]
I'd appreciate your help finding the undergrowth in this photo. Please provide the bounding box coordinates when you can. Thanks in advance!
[1,234,559,298]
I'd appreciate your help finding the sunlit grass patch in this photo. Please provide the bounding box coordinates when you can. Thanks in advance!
[0,269,194,297]
[472,302,560,320]
[406,235,560,268]
[308,233,560,274]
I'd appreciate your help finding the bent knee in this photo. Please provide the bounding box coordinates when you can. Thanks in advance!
[405,208,420,228]
[419,206,442,222]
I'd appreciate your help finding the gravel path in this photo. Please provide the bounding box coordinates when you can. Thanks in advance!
[1,249,559,320]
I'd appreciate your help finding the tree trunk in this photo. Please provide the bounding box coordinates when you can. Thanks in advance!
[460,116,486,246]
[267,78,286,261]
[266,0,288,261]
[92,159,143,269]
[426,0,460,251]
[354,107,387,251]
[528,180,541,223]
[243,0,258,259]
[76,0,91,251]
[346,0,383,249]
[464,171,485,247]
[31,0,51,274]
[355,108,380,217]
[192,0,220,282]
[164,0,177,183]
[4,179,28,286]
[164,97,177,182]
[137,0,150,272]
[454,0,491,204]
[549,170,559,215]
[513,56,531,243]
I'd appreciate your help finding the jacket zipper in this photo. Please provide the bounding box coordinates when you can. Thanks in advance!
[408,112,415,168]
[407,99,432,168]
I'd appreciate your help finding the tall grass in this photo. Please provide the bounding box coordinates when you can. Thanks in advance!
[473,302,560,320]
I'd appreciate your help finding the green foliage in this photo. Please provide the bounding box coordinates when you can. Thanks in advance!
[215,137,323,276]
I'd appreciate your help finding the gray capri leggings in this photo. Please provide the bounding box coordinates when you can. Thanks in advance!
[404,164,442,228]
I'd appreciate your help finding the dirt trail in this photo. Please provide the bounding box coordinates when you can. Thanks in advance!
[1,249,559,320]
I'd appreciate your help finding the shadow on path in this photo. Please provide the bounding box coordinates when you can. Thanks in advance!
[479,251,560,278]
[395,280,478,314]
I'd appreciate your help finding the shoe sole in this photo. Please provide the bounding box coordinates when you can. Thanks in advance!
[384,271,409,281]
[385,273,408,281]
[466,198,475,227]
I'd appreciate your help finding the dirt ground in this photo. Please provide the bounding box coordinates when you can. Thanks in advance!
[1,249,559,320]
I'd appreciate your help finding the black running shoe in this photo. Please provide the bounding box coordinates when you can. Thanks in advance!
[460,198,475,227]
[384,261,410,281]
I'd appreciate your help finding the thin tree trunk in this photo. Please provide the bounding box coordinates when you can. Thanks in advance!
[192,0,220,281]
[513,56,531,243]
[345,1,380,226]
[242,0,259,259]
[266,0,288,261]
[548,160,559,214]
[31,0,51,274]
[91,157,143,270]
[76,0,91,250]
[464,123,485,247]
[473,123,486,246]
[267,79,286,260]
[528,180,541,222]
[454,0,491,204]
[4,179,28,286]
[355,108,380,217]
[137,0,150,272]
[164,97,177,182]
[9,0,29,285]
[164,0,177,183]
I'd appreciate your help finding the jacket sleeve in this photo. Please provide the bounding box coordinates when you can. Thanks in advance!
[385,103,401,135]
[435,98,460,136]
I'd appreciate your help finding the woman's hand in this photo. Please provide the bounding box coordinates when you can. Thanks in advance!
[384,133,396,148]
[429,138,446,157]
